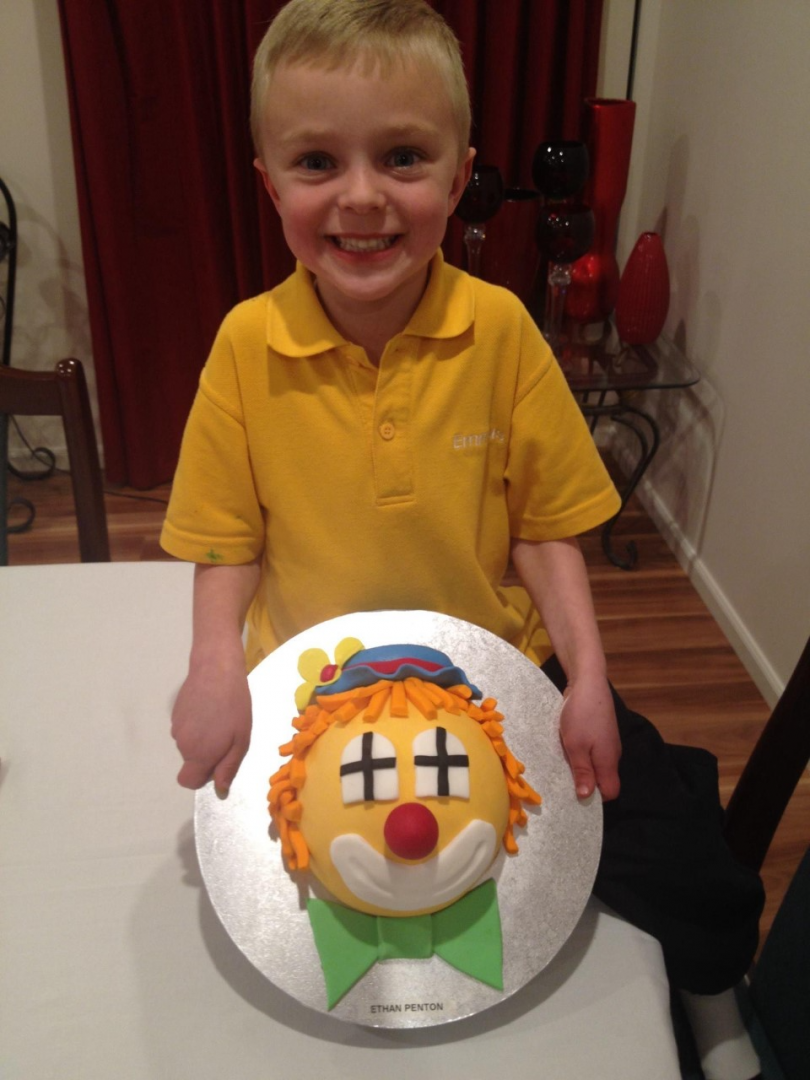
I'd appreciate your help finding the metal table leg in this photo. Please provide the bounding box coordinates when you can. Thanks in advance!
[1,413,38,566]
[580,400,661,570]
[0,411,6,565]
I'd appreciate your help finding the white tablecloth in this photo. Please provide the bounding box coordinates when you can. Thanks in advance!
[0,562,681,1079]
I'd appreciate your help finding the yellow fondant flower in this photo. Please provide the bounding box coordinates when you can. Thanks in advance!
[294,637,364,713]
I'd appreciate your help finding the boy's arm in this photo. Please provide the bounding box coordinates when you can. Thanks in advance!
[510,536,621,801]
[171,560,261,796]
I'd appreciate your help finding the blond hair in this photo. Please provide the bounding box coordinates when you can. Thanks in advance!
[251,0,471,159]
[268,676,541,872]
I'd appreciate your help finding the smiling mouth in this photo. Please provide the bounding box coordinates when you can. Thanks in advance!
[328,820,498,912]
[330,235,400,253]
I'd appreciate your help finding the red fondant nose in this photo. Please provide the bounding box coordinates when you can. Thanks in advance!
[383,802,439,860]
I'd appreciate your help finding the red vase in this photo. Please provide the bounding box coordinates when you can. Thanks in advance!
[615,232,670,344]
[565,98,637,325]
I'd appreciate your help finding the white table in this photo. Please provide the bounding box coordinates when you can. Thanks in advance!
[0,563,681,1079]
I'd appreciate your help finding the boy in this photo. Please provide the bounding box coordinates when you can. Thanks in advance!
[163,0,621,805]
[162,0,763,1016]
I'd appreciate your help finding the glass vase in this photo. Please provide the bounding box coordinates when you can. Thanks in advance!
[566,99,637,326]
[615,232,670,344]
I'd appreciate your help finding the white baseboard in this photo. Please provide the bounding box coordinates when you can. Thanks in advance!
[627,466,783,707]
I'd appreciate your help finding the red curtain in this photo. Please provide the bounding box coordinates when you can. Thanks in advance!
[58,0,602,488]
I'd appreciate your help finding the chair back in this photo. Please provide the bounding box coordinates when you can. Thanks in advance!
[0,358,110,562]
[1,174,17,371]
[723,636,810,873]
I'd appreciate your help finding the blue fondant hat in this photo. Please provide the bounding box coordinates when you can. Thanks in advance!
[316,644,482,699]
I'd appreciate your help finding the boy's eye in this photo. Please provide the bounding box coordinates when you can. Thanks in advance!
[387,148,422,169]
[298,153,333,172]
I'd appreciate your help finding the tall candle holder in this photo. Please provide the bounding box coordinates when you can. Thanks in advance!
[454,164,504,277]
[535,204,595,351]
[532,142,594,353]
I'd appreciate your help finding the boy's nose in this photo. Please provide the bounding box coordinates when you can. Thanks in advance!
[338,165,385,213]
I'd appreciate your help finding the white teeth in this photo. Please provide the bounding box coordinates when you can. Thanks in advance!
[333,236,397,253]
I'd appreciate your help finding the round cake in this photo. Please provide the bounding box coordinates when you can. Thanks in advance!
[267,641,542,1007]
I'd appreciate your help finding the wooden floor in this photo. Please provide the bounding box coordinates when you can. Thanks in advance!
[4,466,808,955]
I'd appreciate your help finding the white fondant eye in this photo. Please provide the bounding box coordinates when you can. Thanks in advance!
[340,731,398,805]
[413,727,470,799]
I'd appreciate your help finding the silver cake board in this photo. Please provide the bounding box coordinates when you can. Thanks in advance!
[195,610,602,1028]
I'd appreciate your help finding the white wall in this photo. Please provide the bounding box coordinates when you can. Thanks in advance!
[603,0,810,701]
[1,0,95,466]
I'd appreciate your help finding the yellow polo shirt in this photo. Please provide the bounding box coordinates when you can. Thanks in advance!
[161,253,620,669]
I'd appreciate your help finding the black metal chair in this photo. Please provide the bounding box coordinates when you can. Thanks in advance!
[721,637,810,1080]
[677,637,810,1079]
[1,174,17,372]
[723,637,810,876]
[737,844,810,1080]
[0,359,110,563]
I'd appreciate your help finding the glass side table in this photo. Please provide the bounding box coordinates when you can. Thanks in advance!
[552,323,700,570]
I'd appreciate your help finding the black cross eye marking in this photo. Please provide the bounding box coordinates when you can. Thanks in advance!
[413,726,470,798]
[340,730,398,804]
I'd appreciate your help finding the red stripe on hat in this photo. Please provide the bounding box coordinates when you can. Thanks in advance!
[344,657,444,676]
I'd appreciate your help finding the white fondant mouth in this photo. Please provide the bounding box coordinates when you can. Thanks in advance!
[329,819,498,912]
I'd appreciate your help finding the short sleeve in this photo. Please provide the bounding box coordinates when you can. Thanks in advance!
[160,317,265,565]
[505,315,621,541]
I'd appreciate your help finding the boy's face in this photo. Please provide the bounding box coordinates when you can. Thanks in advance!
[255,57,474,325]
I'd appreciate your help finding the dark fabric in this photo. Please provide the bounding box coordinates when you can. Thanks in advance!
[747,847,810,1079]
[57,0,602,487]
[541,655,766,994]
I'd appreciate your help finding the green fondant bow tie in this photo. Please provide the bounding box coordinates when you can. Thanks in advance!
[307,877,503,1008]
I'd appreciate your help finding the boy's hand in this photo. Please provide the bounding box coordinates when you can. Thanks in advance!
[558,674,621,801]
[171,661,252,797]
[171,560,261,796]
[509,536,621,803]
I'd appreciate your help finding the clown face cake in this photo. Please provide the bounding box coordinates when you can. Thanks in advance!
[268,642,541,1008]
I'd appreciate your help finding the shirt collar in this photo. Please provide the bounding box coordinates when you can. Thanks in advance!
[266,262,348,357]
[266,250,475,358]
[403,250,475,340]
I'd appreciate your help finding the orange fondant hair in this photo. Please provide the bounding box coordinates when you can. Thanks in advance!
[267,676,541,872]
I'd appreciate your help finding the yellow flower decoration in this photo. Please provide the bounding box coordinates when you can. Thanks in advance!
[294,637,365,713]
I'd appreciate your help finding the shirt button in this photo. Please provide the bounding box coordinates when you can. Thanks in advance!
[379,421,395,440]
